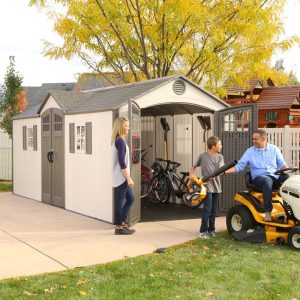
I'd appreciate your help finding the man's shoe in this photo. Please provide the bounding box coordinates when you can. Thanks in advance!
[199,232,210,239]
[115,227,135,235]
[208,231,216,238]
[264,212,272,222]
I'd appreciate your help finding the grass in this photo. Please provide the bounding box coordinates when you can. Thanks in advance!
[0,180,12,192]
[0,232,299,299]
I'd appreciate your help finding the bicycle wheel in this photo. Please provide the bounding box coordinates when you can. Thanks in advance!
[141,177,150,198]
[148,175,170,203]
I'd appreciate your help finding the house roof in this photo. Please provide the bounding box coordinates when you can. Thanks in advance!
[258,86,300,109]
[226,78,275,95]
[14,75,228,119]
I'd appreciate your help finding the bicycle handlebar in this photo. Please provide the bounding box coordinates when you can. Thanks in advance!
[155,157,181,169]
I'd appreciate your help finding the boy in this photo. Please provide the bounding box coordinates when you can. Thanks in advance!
[189,136,224,238]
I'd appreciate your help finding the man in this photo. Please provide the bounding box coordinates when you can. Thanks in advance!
[226,129,287,222]
[189,136,224,238]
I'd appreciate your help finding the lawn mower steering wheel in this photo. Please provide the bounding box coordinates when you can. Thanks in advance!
[274,167,298,175]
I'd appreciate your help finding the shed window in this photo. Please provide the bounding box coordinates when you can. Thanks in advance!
[76,125,86,152]
[54,114,63,131]
[42,115,50,132]
[27,128,34,150]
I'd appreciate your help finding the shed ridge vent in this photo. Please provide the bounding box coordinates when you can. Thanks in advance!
[173,80,186,95]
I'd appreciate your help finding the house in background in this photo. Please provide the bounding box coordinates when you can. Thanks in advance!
[224,78,275,106]
[224,79,300,128]
[257,86,300,128]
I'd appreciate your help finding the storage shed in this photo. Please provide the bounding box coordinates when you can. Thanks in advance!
[13,75,229,223]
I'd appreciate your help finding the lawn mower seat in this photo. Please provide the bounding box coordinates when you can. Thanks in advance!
[244,171,263,192]
[244,171,284,193]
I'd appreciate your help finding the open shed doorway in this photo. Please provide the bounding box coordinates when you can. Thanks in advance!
[139,103,213,222]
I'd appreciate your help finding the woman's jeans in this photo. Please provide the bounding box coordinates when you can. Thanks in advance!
[114,180,134,226]
[200,192,219,233]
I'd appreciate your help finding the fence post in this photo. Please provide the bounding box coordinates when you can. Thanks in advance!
[283,125,290,165]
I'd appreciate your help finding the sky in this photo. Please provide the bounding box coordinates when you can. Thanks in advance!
[0,0,299,87]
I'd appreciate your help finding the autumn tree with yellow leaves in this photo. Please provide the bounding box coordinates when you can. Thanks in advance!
[29,0,297,96]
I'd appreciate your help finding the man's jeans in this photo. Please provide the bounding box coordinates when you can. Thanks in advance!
[253,175,287,212]
[114,180,134,225]
[200,192,219,233]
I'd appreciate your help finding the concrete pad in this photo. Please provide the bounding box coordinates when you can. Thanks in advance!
[0,192,226,280]
[0,231,65,279]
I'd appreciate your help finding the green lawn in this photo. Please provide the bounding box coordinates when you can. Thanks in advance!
[0,180,12,192]
[0,232,299,299]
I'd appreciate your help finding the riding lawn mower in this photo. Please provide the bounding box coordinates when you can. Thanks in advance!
[226,167,300,250]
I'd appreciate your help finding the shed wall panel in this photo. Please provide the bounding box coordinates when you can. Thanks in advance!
[173,114,192,173]
[141,116,155,168]
[192,113,214,177]
[65,111,113,222]
[13,119,41,200]
[155,115,173,161]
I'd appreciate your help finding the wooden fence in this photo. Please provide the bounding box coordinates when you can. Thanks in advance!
[263,126,300,172]
[0,128,12,180]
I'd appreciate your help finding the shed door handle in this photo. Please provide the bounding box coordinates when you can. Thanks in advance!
[47,150,54,163]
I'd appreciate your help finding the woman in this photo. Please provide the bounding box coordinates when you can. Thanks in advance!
[111,117,135,235]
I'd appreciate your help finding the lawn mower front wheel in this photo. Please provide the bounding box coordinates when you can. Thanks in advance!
[288,226,300,251]
[226,205,255,234]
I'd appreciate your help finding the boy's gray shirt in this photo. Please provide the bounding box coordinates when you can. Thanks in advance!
[193,152,224,193]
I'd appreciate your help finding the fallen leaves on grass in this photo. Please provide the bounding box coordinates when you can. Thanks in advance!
[79,290,87,296]
[206,291,214,297]
[76,279,89,286]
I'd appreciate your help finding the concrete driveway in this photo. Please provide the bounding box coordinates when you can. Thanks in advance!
[0,192,226,280]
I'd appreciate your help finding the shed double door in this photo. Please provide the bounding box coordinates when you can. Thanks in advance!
[215,104,258,214]
[41,108,65,208]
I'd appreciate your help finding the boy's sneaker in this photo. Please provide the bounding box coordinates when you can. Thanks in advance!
[199,232,210,239]
[208,231,216,238]
[115,227,135,235]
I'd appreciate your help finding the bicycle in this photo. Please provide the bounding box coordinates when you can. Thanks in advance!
[140,149,152,198]
[147,158,170,204]
[148,158,206,208]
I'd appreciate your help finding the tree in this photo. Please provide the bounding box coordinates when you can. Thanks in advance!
[274,58,285,72]
[29,0,298,95]
[273,58,300,86]
[288,70,300,85]
[0,56,26,138]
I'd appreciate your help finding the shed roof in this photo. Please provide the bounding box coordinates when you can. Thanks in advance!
[68,76,173,114]
[14,75,228,119]
[38,91,93,114]
[258,86,300,109]
[25,83,75,107]
[68,75,228,114]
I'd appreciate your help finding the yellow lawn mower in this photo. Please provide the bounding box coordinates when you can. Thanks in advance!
[226,168,300,250]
